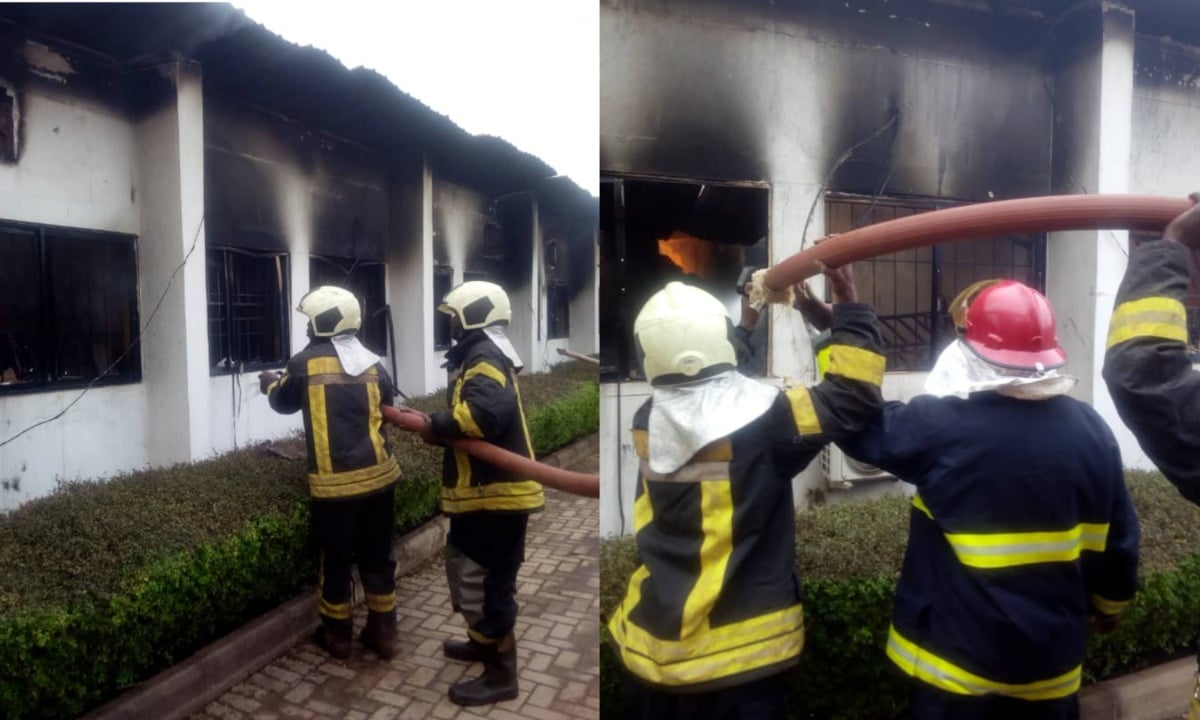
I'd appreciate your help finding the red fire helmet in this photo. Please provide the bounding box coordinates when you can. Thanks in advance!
[961,280,1067,371]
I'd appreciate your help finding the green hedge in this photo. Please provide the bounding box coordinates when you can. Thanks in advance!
[599,470,1200,720]
[0,361,598,720]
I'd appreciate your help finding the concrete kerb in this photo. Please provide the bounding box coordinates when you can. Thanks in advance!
[84,433,598,720]
[1080,655,1194,720]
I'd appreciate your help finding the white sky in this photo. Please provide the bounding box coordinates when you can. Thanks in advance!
[233,0,599,197]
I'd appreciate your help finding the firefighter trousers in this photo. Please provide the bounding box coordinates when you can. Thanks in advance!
[445,513,528,642]
[907,682,1079,720]
[621,672,787,720]
[312,484,397,628]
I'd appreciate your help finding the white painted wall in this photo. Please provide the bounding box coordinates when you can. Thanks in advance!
[0,74,151,508]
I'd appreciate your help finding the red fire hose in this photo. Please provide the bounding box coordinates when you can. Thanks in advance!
[380,404,600,499]
[758,194,1192,293]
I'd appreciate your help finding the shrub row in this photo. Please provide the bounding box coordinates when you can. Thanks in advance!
[599,470,1200,719]
[0,361,598,719]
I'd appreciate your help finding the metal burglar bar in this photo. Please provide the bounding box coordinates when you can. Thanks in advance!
[825,195,1047,372]
[207,247,289,373]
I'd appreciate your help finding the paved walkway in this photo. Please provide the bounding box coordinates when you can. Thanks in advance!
[192,450,600,720]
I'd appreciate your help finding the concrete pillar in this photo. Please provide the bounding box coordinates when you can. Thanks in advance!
[1048,2,1145,464]
[569,227,600,355]
[134,58,211,466]
[388,155,438,396]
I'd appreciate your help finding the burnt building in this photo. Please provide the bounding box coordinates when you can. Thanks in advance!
[600,0,1200,534]
[0,3,598,510]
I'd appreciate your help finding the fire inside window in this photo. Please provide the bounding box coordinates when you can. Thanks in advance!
[1131,231,1200,349]
[825,195,1046,372]
[309,255,387,355]
[206,248,290,374]
[600,177,769,382]
[0,221,140,393]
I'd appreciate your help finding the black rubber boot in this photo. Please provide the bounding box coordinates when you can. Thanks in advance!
[360,610,397,660]
[443,637,488,662]
[314,617,352,660]
[448,634,519,706]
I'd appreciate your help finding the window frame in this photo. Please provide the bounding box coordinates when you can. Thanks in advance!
[308,254,389,355]
[0,218,141,396]
[206,246,291,376]
[433,265,455,351]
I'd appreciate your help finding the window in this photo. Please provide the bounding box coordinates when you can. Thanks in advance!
[309,256,387,355]
[0,221,140,393]
[1131,231,1200,349]
[600,176,769,381]
[0,83,16,163]
[433,266,454,351]
[207,248,290,374]
[545,236,570,340]
[825,195,1045,371]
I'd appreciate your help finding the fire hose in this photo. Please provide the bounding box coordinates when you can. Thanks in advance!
[750,194,1193,304]
[380,404,600,498]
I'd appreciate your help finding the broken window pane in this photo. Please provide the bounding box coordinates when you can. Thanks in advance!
[0,222,140,393]
[309,256,387,355]
[207,248,289,373]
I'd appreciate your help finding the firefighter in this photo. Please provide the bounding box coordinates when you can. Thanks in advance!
[404,280,542,706]
[607,273,886,719]
[1103,192,1200,718]
[258,286,402,661]
[810,277,1140,720]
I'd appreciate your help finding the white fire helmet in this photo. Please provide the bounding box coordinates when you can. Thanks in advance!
[438,281,512,331]
[297,286,362,337]
[634,281,736,385]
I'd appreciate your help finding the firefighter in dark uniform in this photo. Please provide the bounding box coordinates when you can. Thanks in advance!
[820,279,1140,720]
[417,280,543,706]
[608,274,886,719]
[1103,193,1200,719]
[259,285,402,661]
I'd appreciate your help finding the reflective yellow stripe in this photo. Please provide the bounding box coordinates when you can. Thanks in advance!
[886,625,1080,700]
[308,356,343,375]
[912,494,933,519]
[308,385,333,474]
[266,376,285,395]
[318,597,352,620]
[366,592,395,613]
[367,381,386,464]
[453,401,485,438]
[680,481,734,637]
[631,430,730,463]
[1107,296,1187,349]
[308,456,399,499]
[1091,594,1129,616]
[441,479,545,514]
[633,477,653,533]
[1191,696,1200,720]
[912,493,1107,568]
[786,387,822,436]
[468,628,500,644]
[632,429,649,459]
[824,344,886,386]
[454,448,472,490]
[464,362,507,387]
[608,602,804,686]
[513,374,535,457]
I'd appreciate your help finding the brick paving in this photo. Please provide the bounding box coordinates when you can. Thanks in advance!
[191,448,600,720]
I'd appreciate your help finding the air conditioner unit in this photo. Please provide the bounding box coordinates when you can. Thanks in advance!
[821,444,893,488]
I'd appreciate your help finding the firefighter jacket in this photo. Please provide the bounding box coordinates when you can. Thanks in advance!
[1103,238,1200,503]
[267,339,401,500]
[429,329,544,516]
[607,304,886,692]
[840,392,1140,701]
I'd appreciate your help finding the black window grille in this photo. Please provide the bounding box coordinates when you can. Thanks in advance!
[0,221,140,393]
[207,248,290,374]
[433,266,454,351]
[547,284,570,340]
[825,195,1046,372]
[309,256,387,355]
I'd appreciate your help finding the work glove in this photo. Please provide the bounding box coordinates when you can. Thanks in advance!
[258,371,282,395]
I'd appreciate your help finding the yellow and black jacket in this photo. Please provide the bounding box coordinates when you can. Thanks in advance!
[266,340,401,500]
[840,391,1139,701]
[429,330,544,516]
[608,304,885,692]
[1104,238,1200,503]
